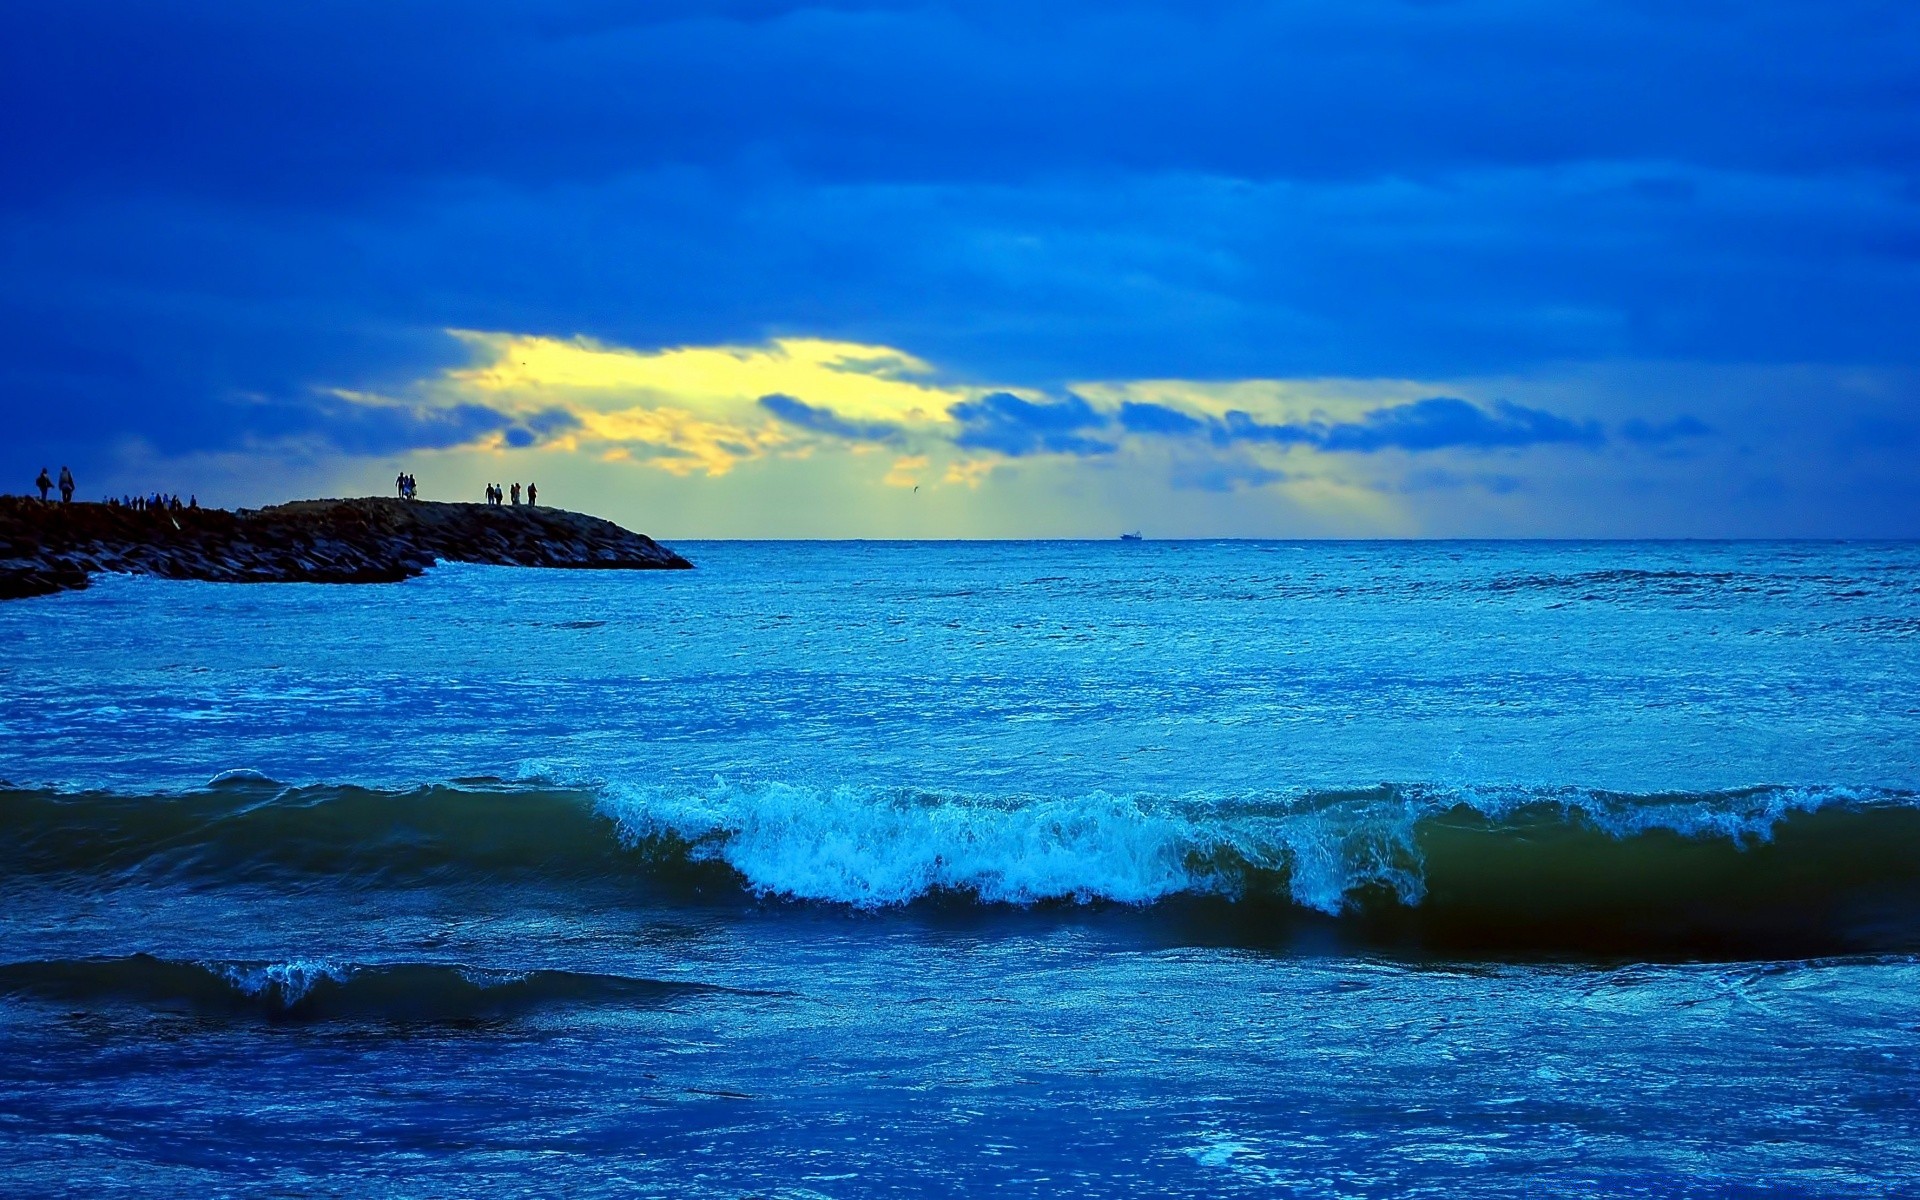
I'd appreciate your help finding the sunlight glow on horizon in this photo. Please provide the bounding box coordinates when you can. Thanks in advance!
[287,328,1679,536]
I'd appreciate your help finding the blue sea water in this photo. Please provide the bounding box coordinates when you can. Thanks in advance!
[3,539,1919,1196]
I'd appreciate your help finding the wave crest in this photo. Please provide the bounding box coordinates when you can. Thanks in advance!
[6,778,1919,955]
[0,955,723,1022]
[595,780,1863,914]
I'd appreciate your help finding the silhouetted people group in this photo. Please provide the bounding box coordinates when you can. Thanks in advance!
[111,493,188,512]
[25,468,207,512]
[33,467,77,504]
[396,472,418,500]
[485,482,538,507]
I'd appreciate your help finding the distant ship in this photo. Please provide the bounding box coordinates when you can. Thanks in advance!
[1119,531,1143,541]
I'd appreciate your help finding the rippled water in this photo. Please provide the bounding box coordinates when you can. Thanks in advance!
[2,540,1918,1196]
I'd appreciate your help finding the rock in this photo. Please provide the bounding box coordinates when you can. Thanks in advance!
[0,496,691,600]
[0,560,90,600]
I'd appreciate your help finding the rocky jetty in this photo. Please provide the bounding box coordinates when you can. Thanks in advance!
[0,497,691,600]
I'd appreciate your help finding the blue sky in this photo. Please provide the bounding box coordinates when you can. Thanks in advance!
[3,1,1916,535]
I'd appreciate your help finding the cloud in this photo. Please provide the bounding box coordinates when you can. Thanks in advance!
[243,392,580,457]
[446,332,954,423]
[402,331,965,475]
[947,392,1115,457]
[20,315,1917,535]
[882,454,928,488]
[757,393,905,444]
[1168,458,1288,493]
[9,3,1917,207]
[1111,392,1602,456]
[943,458,997,488]
[563,405,787,476]
[341,332,1642,483]
[1619,415,1712,445]
[4,3,1918,534]
[1316,397,1604,453]
[1117,401,1206,436]
[5,1,1920,531]
[1212,410,1319,446]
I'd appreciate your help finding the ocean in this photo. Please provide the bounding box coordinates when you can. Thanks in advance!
[2,539,1918,1197]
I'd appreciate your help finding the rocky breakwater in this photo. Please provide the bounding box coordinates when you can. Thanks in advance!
[0,497,691,600]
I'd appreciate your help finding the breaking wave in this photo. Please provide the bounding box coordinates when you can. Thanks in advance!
[0,954,725,1022]
[6,775,1920,955]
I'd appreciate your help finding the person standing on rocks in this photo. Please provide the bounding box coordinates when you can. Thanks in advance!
[58,467,74,505]
[527,483,537,506]
[35,468,52,502]
[510,483,521,506]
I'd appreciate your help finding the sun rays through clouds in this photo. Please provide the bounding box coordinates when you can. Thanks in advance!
[292,328,1731,535]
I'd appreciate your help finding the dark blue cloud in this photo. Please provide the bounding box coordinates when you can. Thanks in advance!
[1318,398,1604,453]
[1619,415,1713,445]
[6,3,1916,205]
[1113,396,1602,454]
[948,392,1113,457]
[1118,401,1205,435]
[521,408,583,437]
[252,398,577,456]
[0,1,1917,529]
[757,393,905,444]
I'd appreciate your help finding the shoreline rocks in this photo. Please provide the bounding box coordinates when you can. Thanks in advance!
[0,496,692,600]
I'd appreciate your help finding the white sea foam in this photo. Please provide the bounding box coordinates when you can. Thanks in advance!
[596,780,1435,912]
[1428,782,1862,846]
[214,959,351,1006]
[592,778,1876,912]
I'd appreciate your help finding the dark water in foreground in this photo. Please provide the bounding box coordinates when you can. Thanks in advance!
[2,540,1918,1196]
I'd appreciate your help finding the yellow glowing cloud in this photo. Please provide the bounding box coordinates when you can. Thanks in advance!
[943,458,998,488]
[882,455,929,488]
[572,407,791,477]
[446,331,965,423]
[333,330,1476,537]
[412,330,992,478]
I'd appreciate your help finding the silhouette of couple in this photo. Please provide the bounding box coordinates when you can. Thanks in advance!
[34,467,74,504]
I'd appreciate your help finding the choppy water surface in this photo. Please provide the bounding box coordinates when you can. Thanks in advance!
[3,540,1918,1196]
